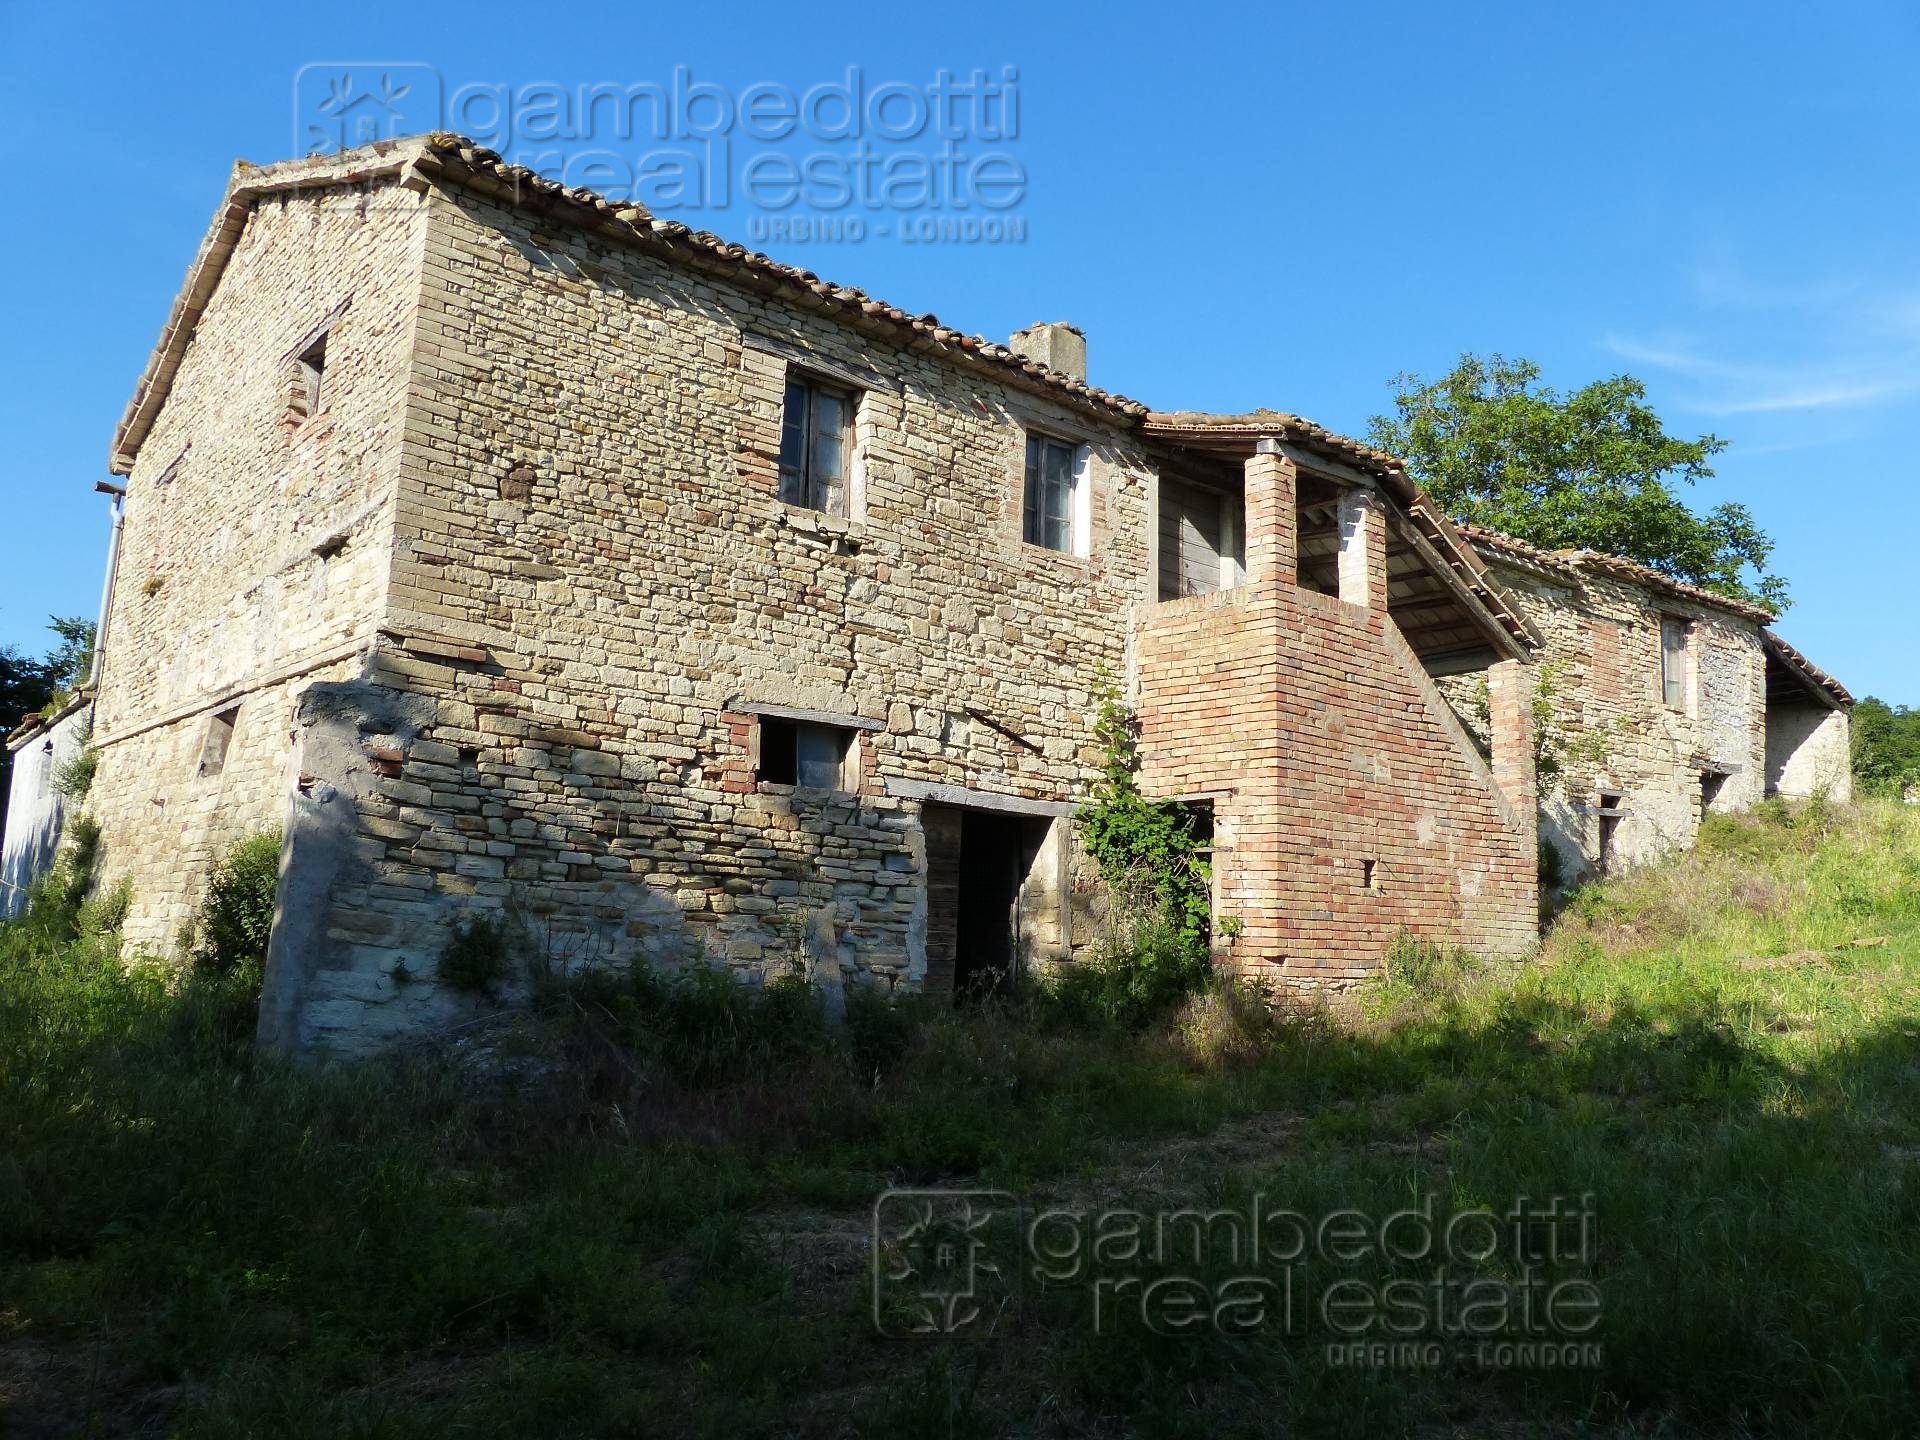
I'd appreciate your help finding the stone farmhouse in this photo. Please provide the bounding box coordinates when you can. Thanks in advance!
[1447,528,1853,883]
[59,132,1844,1054]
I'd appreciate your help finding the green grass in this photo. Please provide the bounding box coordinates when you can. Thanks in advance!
[4,799,1919,1437]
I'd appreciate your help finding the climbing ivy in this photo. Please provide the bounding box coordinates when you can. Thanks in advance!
[1465,661,1613,787]
[1073,676,1214,1017]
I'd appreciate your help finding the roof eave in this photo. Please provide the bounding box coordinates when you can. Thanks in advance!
[1138,418,1537,658]
[110,141,431,475]
[1763,629,1854,709]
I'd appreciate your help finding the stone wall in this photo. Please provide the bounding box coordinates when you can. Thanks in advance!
[1766,701,1852,801]
[88,180,429,952]
[1441,549,1769,881]
[258,178,1154,1049]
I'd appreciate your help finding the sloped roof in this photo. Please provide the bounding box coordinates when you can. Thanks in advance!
[1763,629,1854,708]
[1144,410,1412,481]
[5,691,91,754]
[1460,523,1776,625]
[110,133,1146,473]
[1140,415,1536,656]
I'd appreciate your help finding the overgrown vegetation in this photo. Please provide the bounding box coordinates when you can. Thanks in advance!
[4,800,1920,1436]
[436,907,517,996]
[1464,656,1615,788]
[50,722,98,801]
[1852,694,1920,796]
[10,813,106,946]
[1070,678,1215,1023]
[189,831,281,983]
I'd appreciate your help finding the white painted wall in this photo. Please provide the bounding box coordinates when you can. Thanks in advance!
[1767,702,1853,802]
[1,703,90,917]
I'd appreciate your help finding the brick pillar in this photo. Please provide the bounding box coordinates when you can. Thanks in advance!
[1243,441,1296,589]
[1336,487,1387,612]
[1487,659,1538,832]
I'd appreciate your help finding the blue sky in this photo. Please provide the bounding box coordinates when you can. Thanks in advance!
[2,1,1915,702]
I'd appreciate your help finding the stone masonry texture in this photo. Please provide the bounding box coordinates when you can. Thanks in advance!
[83,135,1580,1053]
[1439,533,1853,884]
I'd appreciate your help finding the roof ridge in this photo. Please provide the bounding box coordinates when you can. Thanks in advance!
[412,134,1147,417]
[111,133,1152,473]
[1460,522,1775,624]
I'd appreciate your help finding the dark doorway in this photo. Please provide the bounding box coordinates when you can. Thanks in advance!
[1699,770,1728,821]
[922,805,1051,1000]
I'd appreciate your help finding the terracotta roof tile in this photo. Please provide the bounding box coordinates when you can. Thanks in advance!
[1762,629,1854,707]
[1460,523,1776,624]
[112,134,1149,473]
[1143,410,1409,480]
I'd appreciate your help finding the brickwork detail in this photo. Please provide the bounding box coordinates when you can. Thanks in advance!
[1136,457,1537,987]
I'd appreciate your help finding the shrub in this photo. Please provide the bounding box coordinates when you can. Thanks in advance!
[1537,837,1565,891]
[52,741,98,801]
[591,957,830,1084]
[75,877,132,938]
[1381,933,1481,994]
[192,832,282,982]
[1033,913,1213,1031]
[1073,678,1214,1022]
[844,981,923,1083]
[1172,980,1282,1069]
[436,910,516,997]
[19,813,103,940]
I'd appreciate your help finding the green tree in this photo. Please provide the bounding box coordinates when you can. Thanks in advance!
[0,646,56,734]
[42,616,95,694]
[1851,697,1920,797]
[1369,354,1788,612]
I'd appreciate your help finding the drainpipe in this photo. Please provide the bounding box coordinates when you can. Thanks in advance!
[85,481,126,694]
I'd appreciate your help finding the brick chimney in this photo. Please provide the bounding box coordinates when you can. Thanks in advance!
[1010,322,1086,381]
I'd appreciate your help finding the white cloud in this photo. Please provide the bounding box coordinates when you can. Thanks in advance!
[1603,273,1920,416]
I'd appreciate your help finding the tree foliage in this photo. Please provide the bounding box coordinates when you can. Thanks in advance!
[0,616,95,731]
[1368,354,1788,612]
[1851,698,1920,797]
[0,647,56,733]
[42,616,95,695]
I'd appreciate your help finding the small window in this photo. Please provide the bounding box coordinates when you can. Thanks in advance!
[1022,433,1087,554]
[1361,858,1381,892]
[1660,617,1690,710]
[1700,770,1728,820]
[757,717,856,791]
[299,333,327,411]
[1597,792,1625,871]
[198,705,239,777]
[778,375,854,516]
[284,331,330,423]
